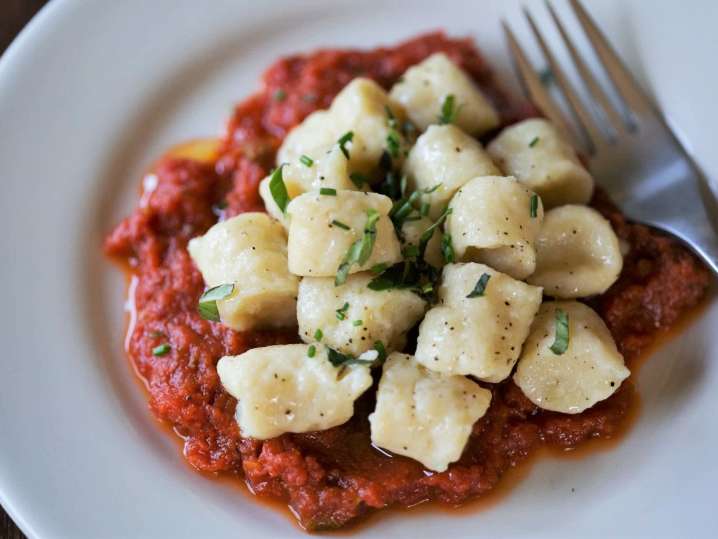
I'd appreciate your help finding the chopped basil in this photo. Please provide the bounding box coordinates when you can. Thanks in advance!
[370,263,388,274]
[349,172,367,188]
[550,309,570,355]
[374,340,387,363]
[273,88,286,101]
[268,164,289,214]
[299,154,314,167]
[530,194,539,218]
[314,328,323,341]
[337,131,354,159]
[386,131,401,158]
[439,94,458,124]
[441,233,455,264]
[403,244,420,259]
[352,319,363,327]
[331,219,350,230]
[335,302,350,320]
[421,282,434,295]
[335,208,381,285]
[152,343,171,356]
[418,207,451,259]
[307,344,317,358]
[466,273,491,298]
[327,341,386,367]
[529,136,540,147]
[197,283,235,322]
[319,187,337,196]
[390,184,441,229]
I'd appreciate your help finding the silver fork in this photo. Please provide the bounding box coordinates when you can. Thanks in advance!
[503,0,718,275]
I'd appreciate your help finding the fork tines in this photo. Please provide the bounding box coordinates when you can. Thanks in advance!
[503,0,658,154]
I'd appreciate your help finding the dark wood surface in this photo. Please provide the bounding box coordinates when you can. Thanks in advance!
[2,2,48,534]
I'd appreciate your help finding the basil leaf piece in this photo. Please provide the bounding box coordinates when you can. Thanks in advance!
[418,207,451,258]
[550,309,570,355]
[307,345,317,358]
[530,194,539,218]
[326,346,377,368]
[197,283,235,322]
[335,302,350,320]
[337,131,354,159]
[152,343,171,356]
[441,233,455,263]
[268,164,289,214]
[529,136,540,147]
[334,208,381,285]
[319,187,337,196]
[314,328,323,341]
[439,94,457,124]
[466,273,491,298]
[299,154,314,167]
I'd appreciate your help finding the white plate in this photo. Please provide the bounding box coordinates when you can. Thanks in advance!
[1,0,716,537]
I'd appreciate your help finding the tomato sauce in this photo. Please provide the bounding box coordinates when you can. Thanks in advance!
[104,32,712,530]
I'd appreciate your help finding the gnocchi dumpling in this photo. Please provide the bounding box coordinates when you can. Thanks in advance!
[402,124,500,219]
[187,213,299,331]
[446,176,544,280]
[259,145,362,226]
[528,205,623,298]
[389,53,500,135]
[217,344,373,439]
[513,301,630,414]
[487,118,594,208]
[369,353,492,472]
[415,263,543,383]
[286,190,402,277]
[400,215,444,268]
[297,273,427,356]
[278,78,409,179]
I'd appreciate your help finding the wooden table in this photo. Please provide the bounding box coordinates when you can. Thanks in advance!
[1,3,48,535]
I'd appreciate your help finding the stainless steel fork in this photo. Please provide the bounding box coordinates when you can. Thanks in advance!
[503,0,718,275]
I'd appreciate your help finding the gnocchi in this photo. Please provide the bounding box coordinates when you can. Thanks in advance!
[528,205,623,298]
[402,124,501,219]
[415,263,543,382]
[487,118,594,208]
[369,353,492,472]
[514,301,630,414]
[217,344,373,439]
[389,53,499,135]
[297,273,427,356]
[187,213,299,331]
[446,176,544,280]
[286,190,402,277]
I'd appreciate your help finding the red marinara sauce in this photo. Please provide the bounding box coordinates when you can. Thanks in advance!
[104,32,711,530]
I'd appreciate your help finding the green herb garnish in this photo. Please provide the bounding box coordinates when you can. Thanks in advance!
[299,154,314,167]
[349,172,367,188]
[403,244,420,259]
[331,219,350,230]
[466,273,491,298]
[370,263,388,274]
[439,94,458,124]
[418,207,451,259]
[441,233,455,264]
[197,283,235,322]
[268,164,289,214]
[337,131,354,159]
[307,345,317,358]
[386,131,401,159]
[529,136,540,147]
[320,187,337,196]
[326,347,377,368]
[420,201,430,217]
[530,194,539,218]
[152,343,171,356]
[550,309,570,355]
[352,319,363,327]
[374,340,387,363]
[335,302,350,320]
[314,328,323,341]
[335,208,381,285]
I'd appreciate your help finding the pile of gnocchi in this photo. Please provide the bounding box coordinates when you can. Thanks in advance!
[188,53,630,473]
